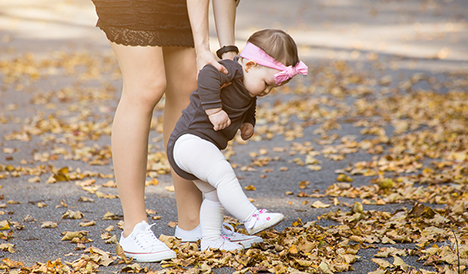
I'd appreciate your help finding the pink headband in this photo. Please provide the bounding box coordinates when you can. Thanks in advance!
[240,42,308,85]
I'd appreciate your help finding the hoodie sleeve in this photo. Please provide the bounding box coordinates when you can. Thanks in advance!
[243,97,257,127]
[197,60,242,110]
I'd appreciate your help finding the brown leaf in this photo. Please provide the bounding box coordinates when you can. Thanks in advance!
[244,185,256,191]
[102,211,122,220]
[298,180,310,189]
[0,243,15,253]
[2,257,23,268]
[79,220,96,227]
[371,258,393,269]
[116,243,131,264]
[61,231,88,241]
[337,174,353,182]
[311,201,330,208]
[62,209,84,219]
[0,220,10,230]
[41,221,58,228]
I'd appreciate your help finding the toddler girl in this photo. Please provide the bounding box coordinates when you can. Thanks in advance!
[167,29,308,251]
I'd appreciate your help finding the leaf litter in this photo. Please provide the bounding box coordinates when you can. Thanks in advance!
[0,39,467,273]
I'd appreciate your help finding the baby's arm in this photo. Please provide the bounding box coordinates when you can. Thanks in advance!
[240,122,254,140]
[206,107,231,131]
[198,62,236,131]
[240,98,256,140]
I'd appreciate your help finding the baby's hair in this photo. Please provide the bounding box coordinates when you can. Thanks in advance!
[247,29,300,67]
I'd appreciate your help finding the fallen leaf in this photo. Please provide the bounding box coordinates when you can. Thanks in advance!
[299,180,310,189]
[311,201,330,208]
[62,209,84,219]
[41,221,58,228]
[0,220,10,230]
[244,185,256,191]
[337,174,353,182]
[0,243,15,253]
[79,220,96,227]
[116,243,131,264]
[371,258,393,269]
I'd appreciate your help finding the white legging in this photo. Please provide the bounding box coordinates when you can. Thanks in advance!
[173,134,257,241]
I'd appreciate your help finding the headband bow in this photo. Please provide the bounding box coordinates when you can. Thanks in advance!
[239,42,308,85]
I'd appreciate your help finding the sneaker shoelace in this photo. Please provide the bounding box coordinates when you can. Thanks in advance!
[133,224,167,250]
[221,222,237,238]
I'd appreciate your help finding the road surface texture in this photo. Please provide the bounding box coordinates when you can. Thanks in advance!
[0,0,467,273]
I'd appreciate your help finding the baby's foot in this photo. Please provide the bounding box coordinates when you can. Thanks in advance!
[244,209,284,235]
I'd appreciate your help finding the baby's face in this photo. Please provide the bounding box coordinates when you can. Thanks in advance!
[242,62,281,97]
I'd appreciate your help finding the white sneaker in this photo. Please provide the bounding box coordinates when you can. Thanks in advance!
[119,221,177,262]
[174,225,202,243]
[175,223,263,248]
[221,223,263,248]
[244,209,284,235]
[201,236,244,251]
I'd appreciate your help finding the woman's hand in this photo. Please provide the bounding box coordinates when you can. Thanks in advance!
[240,122,254,140]
[206,108,231,131]
[196,48,228,74]
[187,0,229,75]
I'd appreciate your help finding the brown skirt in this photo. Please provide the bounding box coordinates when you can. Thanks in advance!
[92,0,194,47]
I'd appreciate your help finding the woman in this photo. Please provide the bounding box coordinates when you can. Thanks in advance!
[91,0,258,262]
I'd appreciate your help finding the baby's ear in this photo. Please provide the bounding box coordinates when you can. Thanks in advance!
[244,60,258,71]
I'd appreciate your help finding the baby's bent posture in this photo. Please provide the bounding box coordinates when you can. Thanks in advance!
[167,29,308,251]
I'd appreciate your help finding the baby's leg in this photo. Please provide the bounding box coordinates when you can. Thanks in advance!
[192,180,224,241]
[173,134,284,235]
[192,180,244,250]
[173,134,257,222]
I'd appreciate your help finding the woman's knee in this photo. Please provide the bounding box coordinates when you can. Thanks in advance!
[121,77,167,111]
[111,43,168,111]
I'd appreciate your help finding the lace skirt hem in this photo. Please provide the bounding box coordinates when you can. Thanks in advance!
[97,23,194,48]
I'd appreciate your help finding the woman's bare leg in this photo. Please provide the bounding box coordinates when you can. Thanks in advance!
[110,42,167,237]
[162,46,203,230]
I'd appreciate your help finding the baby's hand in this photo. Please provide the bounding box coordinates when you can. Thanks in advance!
[207,109,231,131]
[240,123,254,140]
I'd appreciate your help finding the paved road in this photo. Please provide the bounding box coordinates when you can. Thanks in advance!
[0,0,467,273]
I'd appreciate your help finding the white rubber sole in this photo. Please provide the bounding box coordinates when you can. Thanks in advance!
[230,236,263,248]
[201,240,244,252]
[124,250,176,262]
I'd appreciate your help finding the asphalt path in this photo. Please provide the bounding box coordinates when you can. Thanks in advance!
[0,0,467,273]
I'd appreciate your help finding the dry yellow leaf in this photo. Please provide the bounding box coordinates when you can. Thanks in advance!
[298,180,310,189]
[28,176,41,183]
[311,201,330,208]
[62,210,84,219]
[0,243,15,253]
[165,186,175,192]
[337,174,353,182]
[307,165,322,171]
[244,185,256,191]
[0,220,10,230]
[371,258,393,269]
[79,221,96,227]
[41,221,58,228]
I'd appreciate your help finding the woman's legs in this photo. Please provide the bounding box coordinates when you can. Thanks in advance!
[110,42,167,237]
[162,47,203,231]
